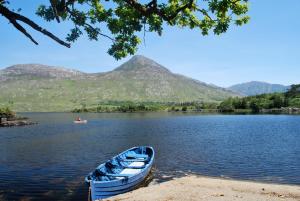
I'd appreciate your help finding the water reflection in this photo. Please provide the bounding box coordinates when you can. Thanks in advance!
[0,113,299,200]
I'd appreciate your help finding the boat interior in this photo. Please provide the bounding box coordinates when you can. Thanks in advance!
[88,147,153,181]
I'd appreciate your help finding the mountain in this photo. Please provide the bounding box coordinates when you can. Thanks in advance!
[0,64,86,81]
[0,55,238,112]
[115,55,170,73]
[228,81,289,96]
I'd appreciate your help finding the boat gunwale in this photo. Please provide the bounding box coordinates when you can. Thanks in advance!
[92,166,151,190]
[92,168,151,193]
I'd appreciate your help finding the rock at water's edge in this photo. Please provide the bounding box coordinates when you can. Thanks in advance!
[0,120,36,127]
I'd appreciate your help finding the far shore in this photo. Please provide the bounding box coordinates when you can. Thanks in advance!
[16,108,300,114]
[104,175,300,201]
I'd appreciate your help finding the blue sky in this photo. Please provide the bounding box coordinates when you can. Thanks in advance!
[0,0,299,87]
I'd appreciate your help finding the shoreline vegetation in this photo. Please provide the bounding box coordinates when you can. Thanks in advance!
[71,101,300,114]
[71,101,220,113]
[0,107,35,127]
[2,85,300,115]
[106,175,300,201]
[218,84,300,114]
[72,85,300,114]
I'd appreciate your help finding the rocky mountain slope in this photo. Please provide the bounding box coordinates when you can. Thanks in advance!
[0,64,86,81]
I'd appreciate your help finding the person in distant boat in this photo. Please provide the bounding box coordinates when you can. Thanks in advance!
[76,117,81,121]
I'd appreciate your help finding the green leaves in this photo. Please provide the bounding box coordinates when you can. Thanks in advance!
[235,16,250,26]
[147,14,163,35]
[69,10,87,26]
[66,27,82,42]
[36,5,56,21]
[108,35,141,60]
[35,0,250,59]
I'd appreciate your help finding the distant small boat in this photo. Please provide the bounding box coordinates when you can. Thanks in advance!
[85,146,154,200]
[73,120,87,124]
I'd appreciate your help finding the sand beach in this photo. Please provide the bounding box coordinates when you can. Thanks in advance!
[104,175,300,201]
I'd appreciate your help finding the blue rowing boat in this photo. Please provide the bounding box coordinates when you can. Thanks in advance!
[85,146,155,200]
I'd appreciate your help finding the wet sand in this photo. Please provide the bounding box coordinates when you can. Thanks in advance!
[104,175,300,201]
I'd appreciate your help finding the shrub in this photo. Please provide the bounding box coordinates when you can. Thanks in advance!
[0,107,16,119]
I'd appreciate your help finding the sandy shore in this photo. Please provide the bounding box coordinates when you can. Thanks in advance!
[104,175,300,201]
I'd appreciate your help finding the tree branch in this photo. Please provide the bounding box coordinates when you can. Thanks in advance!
[85,22,115,41]
[0,4,70,47]
[65,6,115,42]
[123,0,196,23]
[123,0,170,22]
[8,17,39,45]
[50,0,60,22]
[167,0,194,20]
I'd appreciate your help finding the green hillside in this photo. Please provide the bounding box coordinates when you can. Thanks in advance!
[0,56,238,112]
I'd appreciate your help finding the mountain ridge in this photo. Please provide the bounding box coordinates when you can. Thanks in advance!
[228,81,289,96]
[0,55,239,112]
[0,63,86,81]
[0,55,171,77]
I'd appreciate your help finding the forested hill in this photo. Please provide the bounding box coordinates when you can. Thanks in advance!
[0,55,238,112]
[220,84,300,113]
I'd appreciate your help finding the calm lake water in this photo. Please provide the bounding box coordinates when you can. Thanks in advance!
[0,113,299,201]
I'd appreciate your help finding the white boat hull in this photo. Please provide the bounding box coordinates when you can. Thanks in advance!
[73,120,87,124]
